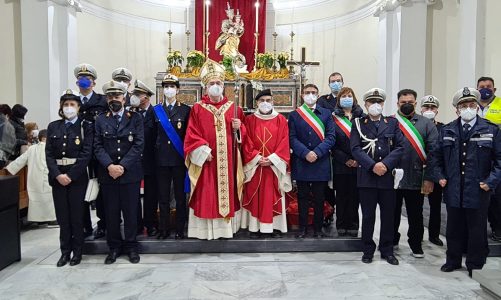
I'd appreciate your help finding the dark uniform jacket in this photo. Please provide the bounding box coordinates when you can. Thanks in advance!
[130,105,156,176]
[350,116,405,189]
[317,94,337,112]
[151,101,191,167]
[289,105,336,181]
[332,105,365,175]
[431,117,501,209]
[45,118,94,186]
[79,92,108,123]
[396,113,439,190]
[94,110,144,184]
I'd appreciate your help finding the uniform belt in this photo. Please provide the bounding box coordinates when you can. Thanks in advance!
[56,158,77,166]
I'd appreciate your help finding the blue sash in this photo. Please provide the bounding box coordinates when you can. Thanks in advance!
[153,104,190,193]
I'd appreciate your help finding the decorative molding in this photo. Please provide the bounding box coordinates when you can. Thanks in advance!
[374,0,437,16]
[275,0,382,35]
[270,0,337,10]
[134,0,191,8]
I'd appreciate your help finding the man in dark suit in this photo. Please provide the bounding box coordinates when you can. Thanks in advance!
[74,63,108,240]
[130,79,158,237]
[289,83,336,239]
[351,88,405,265]
[94,80,144,264]
[317,72,344,113]
[152,74,191,239]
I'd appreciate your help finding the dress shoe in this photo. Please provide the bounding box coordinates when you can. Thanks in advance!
[128,251,140,264]
[157,230,169,240]
[313,231,327,238]
[56,254,71,267]
[175,232,185,240]
[440,264,461,272]
[347,230,359,238]
[249,232,261,239]
[295,230,307,239]
[104,251,120,264]
[382,255,399,265]
[69,255,82,266]
[337,229,347,237]
[272,230,283,238]
[429,237,444,246]
[93,228,105,239]
[490,233,501,242]
[410,250,425,258]
[361,256,373,264]
[147,227,158,237]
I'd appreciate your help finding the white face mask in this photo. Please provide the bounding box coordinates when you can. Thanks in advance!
[422,110,436,120]
[63,106,78,120]
[303,94,318,106]
[208,84,224,98]
[163,87,177,99]
[130,95,141,107]
[32,129,39,138]
[258,101,273,114]
[368,103,383,117]
[459,107,477,122]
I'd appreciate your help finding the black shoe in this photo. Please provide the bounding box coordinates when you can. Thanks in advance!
[491,233,501,242]
[249,232,261,239]
[175,232,185,240]
[90,200,96,210]
[147,227,158,237]
[347,230,359,238]
[69,255,82,266]
[361,256,373,264]
[104,251,120,264]
[429,237,444,246]
[157,230,169,240]
[93,228,105,239]
[440,264,461,272]
[56,254,70,267]
[128,251,140,264]
[313,231,327,238]
[337,229,347,237]
[382,255,399,265]
[295,230,307,239]
[271,231,283,238]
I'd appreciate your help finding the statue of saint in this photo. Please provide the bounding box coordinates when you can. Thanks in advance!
[215,3,247,72]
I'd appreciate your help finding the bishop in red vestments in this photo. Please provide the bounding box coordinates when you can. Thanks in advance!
[241,89,291,236]
[184,59,246,240]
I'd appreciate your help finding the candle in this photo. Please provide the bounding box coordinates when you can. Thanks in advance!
[205,0,210,32]
[255,1,259,33]
[186,5,189,31]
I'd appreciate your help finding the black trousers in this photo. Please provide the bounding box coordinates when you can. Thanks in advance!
[52,179,86,256]
[142,174,158,230]
[102,182,140,253]
[488,184,501,235]
[297,181,326,232]
[394,189,424,252]
[428,183,443,239]
[334,174,359,231]
[359,188,396,257]
[157,166,187,234]
[446,191,490,270]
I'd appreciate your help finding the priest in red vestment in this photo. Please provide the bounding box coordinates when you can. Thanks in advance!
[241,89,292,237]
[184,58,246,240]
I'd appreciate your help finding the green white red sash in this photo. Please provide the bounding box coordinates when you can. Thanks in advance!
[296,104,325,140]
[333,115,352,138]
[395,113,427,162]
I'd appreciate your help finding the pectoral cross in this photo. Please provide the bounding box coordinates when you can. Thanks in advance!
[287,47,320,94]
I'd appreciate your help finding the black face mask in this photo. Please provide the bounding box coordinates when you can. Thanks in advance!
[109,100,123,113]
[400,103,415,116]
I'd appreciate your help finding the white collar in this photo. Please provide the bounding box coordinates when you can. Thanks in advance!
[254,109,279,120]
[80,91,93,100]
[461,117,477,128]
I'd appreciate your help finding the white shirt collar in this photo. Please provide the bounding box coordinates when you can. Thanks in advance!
[80,91,93,101]
[165,99,176,107]
[461,117,477,128]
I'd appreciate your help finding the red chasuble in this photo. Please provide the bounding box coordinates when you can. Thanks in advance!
[242,113,290,224]
[184,96,246,219]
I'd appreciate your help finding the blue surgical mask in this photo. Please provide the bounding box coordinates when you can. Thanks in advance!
[329,81,343,93]
[479,88,494,100]
[77,77,92,89]
[340,97,353,108]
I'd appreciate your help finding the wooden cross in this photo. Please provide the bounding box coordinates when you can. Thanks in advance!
[286,47,320,94]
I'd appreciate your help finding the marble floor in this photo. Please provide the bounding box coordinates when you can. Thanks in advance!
[0,213,499,300]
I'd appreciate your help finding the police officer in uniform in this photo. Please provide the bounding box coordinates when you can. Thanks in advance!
[74,63,108,240]
[112,67,133,108]
[433,87,501,277]
[420,95,445,246]
[94,81,144,264]
[153,74,191,239]
[130,79,158,236]
[46,89,93,267]
[351,88,405,265]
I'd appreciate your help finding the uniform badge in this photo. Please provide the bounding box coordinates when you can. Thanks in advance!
[128,133,134,142]
[177,121,182,129]
[75,137,81,145]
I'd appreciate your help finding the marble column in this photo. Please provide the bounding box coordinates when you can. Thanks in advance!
[375,0,434,115]
[20,0,79,128]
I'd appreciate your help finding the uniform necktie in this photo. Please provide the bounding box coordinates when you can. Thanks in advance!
[463,123,471,134]
[114,114,121,127]
[82,97,88,105]
[167,104,173,111]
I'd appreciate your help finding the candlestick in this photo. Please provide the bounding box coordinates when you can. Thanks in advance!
[167,30,173,54]
[205,0,210,33]
[255,1,259,33]
[289,31,295,74]
[253,32,259,72]
[272,31,278,72]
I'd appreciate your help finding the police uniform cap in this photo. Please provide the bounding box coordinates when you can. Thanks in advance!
[74,63,97,79]
[133,79,155,96]
[112,68,133,82]
[452,87,480,107]
[162,73,180,88]
[363,88,386,102]
[420,95,440,108]
[60,89,81,104]
[102,80,127,95]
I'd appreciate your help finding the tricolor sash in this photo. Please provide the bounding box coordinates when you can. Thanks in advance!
[333,114,352,138]
[395,113,427,163]
[296,104,325,140]
[153,104,190,193]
